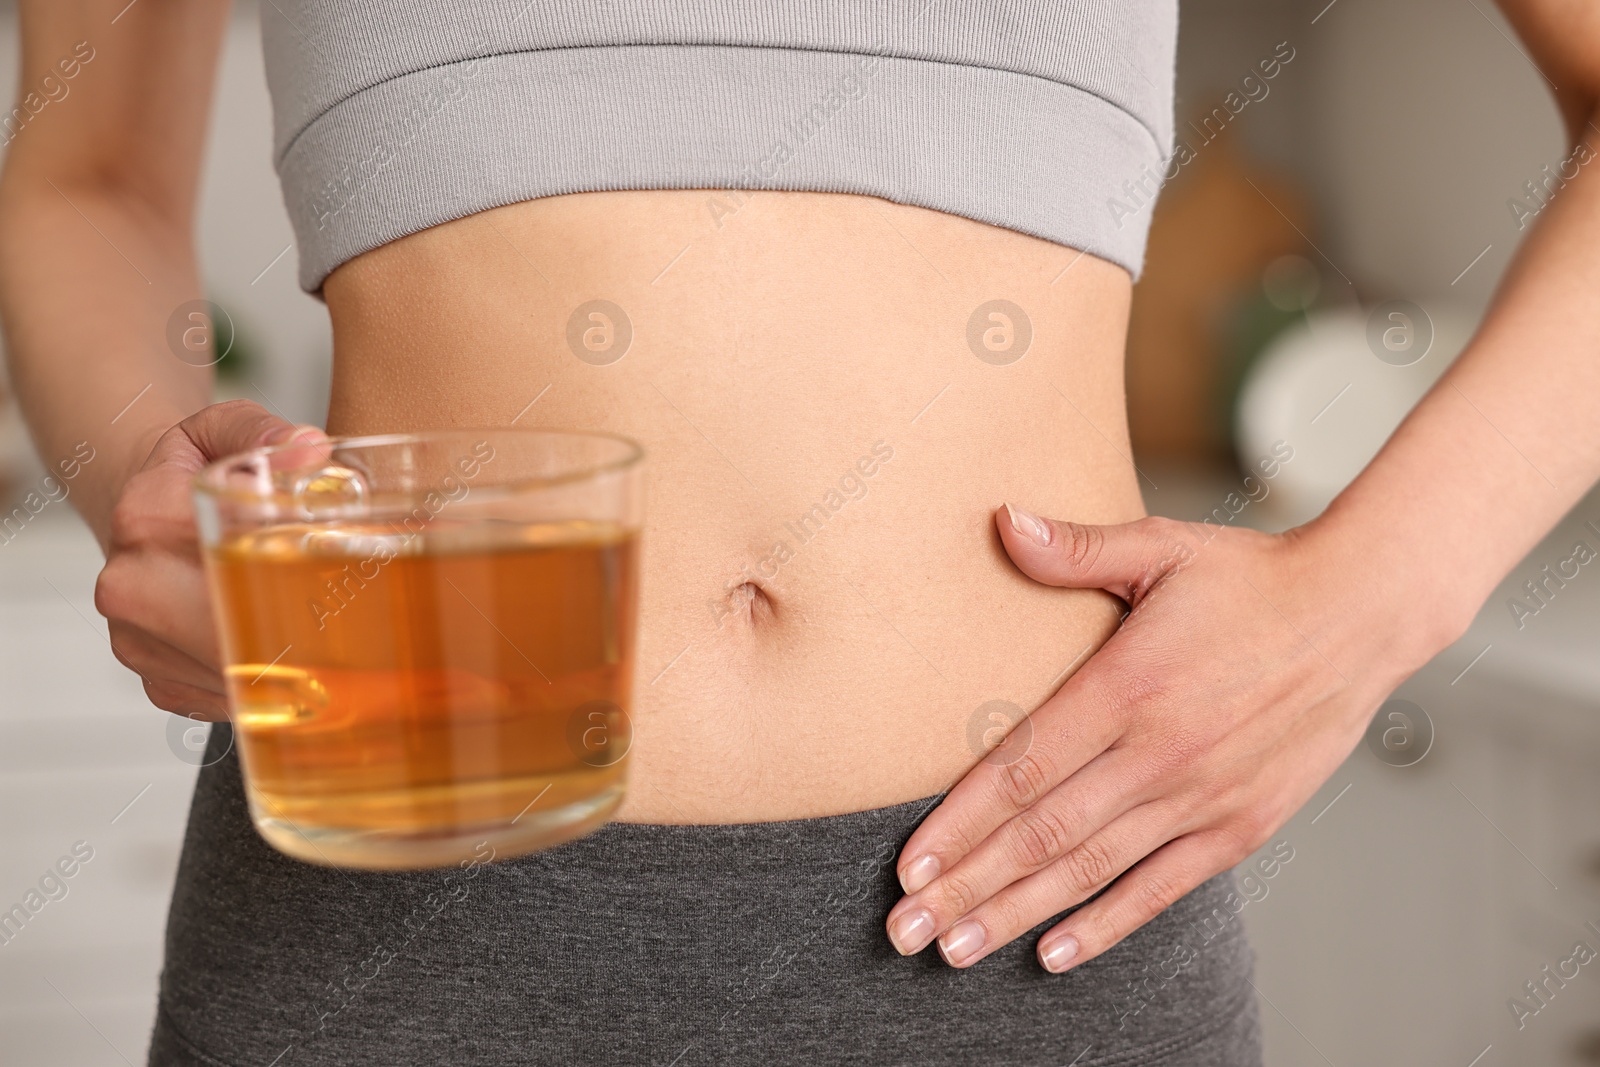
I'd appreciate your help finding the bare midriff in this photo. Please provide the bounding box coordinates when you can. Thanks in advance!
[320,189,1143,824]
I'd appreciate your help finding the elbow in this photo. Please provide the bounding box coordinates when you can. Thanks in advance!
[0,134,196,254]
[0,160,196,286]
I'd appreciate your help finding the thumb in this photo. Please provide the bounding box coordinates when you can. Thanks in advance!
[143,401,329,481]
[179,399,325,462]
[996,504,1194,599]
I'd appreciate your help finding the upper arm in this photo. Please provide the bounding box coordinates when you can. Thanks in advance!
[3,0,230,230]
[1496,0,1600,138]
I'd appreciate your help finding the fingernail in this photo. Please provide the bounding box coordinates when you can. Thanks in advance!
[937,921,986,966]
[268,423,327,446]
[1040,935,1080,973]
[900,854,939,894]
[888,908,935,955]
[1004,503,1052,547]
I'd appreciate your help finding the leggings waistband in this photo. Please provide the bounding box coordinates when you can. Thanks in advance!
[150,727,1260,1066]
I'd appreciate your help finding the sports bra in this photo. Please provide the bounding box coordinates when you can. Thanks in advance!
[261,2,1177,292]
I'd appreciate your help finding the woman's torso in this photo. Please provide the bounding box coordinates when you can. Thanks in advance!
[320,189,1144,822]
[145,13,1266,1064]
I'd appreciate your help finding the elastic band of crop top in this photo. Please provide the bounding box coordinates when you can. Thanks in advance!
[262,3,1178,292]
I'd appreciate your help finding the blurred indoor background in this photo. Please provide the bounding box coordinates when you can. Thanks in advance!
[2,0,1597,1063]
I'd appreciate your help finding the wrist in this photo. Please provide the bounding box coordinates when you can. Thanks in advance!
[1291,494,1478,670]
[83,408,186,551]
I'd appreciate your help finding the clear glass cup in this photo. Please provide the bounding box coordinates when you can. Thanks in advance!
[193,429,644,870]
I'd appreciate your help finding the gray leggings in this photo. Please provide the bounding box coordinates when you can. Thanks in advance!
[148,728,1261,1066]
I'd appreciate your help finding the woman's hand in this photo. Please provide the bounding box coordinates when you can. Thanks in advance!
[885,504,1461,972]
[93,400,325,721]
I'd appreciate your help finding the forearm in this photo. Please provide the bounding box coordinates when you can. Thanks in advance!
[1314,109,1600,645]
[0,174,212,547]
[0,0,229,549]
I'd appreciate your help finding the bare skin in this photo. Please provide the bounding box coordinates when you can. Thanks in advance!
[321,189,1139,821]
[4,0,1599,976]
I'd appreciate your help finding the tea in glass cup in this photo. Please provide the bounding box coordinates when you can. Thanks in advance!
[193,430,643,870]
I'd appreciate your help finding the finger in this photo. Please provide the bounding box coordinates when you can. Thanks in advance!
[1036,831,1231,974]
[150,399,325,474]
[141,676,230,721]
[178,399,325,463]
[108,619,226,696]
[928,804,1177,969]
[110,409,328,556]
[887,746,1148,954]
[996,506,1196,600]
[97,553,220,667]
[896,656,1128,897]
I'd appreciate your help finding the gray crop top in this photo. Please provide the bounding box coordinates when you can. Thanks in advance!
[262,2,1177,292]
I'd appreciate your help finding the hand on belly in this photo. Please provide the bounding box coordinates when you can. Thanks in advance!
[885,503,1438,976]
[321,189,1142,822]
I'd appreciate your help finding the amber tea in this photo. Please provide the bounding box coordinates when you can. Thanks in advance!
[195,431,644,870]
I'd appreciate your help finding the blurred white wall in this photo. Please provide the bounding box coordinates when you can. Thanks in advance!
[1301,0,1565,307]
[1178,0,1566,311]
